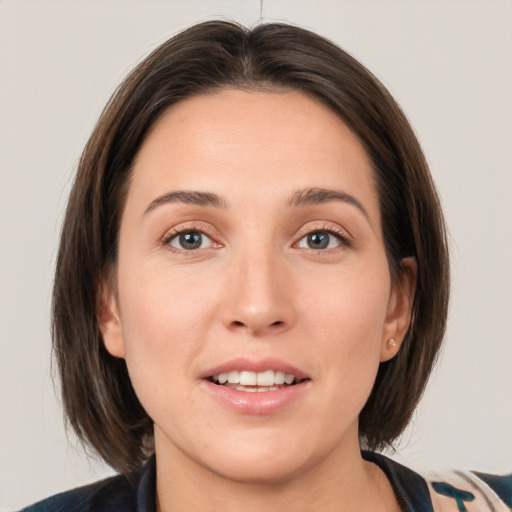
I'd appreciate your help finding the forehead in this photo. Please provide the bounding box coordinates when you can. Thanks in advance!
[137,88,368,164]
[129,89,379,220]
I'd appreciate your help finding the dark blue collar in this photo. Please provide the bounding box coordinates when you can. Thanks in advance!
[363,451,433,511]
[132,452,433,512]
[126,454,157,512]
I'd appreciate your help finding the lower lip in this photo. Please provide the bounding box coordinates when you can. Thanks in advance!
[201,379,310,415]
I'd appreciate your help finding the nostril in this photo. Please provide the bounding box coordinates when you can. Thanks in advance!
[230,319,285,331]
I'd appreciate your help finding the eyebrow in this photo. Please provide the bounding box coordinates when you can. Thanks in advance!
[143,190,227,215]
[289,187,371,222]
[143,187,370,223]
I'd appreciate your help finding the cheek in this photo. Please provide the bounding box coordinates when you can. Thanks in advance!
[115,262,219,394]
[299,262,391,393]
[303,263,391,345]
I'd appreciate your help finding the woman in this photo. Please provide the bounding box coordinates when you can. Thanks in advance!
[22,20,510,512]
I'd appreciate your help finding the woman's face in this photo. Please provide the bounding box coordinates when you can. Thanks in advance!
[101,89,413,483]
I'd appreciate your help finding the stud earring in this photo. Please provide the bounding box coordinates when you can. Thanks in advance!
[113,314,120,324]
[386,338,397,349]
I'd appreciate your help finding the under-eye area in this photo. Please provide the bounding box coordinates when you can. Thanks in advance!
[208,370,310,392]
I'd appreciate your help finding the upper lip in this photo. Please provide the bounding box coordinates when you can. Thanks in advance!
[200,357,310,380]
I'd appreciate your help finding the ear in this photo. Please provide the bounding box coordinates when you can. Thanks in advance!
[380,257,417,362]
[97,279,126,359]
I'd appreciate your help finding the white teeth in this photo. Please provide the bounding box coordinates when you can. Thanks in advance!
[274,371,286,385]
[239,371,257,386]
[227,371,240,384]
[233,385,281,393]
[256,370,274,386]
[236,385,257,392]
[213,370,299,387]
[284,374,295,385]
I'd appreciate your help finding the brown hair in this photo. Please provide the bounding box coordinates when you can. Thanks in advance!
[52,20,449,473]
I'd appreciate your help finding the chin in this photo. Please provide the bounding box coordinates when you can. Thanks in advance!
[195,432,323,485]
[206,452,312,485]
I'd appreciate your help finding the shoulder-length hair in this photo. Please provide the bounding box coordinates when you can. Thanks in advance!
[53,20,449,473]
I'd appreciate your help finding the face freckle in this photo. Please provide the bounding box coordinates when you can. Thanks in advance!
[101,89,411,484]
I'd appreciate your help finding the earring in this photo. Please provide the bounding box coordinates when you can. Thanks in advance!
[113,314,120,324]
[386,338,397,349]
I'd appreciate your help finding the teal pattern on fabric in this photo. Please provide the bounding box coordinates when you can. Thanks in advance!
[473,471,512,508]
[432,482,475,511]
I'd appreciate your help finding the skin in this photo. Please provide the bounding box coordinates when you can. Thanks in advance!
[100,89,415,511]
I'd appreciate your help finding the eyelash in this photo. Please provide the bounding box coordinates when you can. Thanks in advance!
[161,223,351,253]
[295,224,352,252]
[161,226,216,253]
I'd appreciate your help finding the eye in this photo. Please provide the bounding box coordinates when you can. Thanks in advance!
[296,230,345,250]
[167,230,213,251]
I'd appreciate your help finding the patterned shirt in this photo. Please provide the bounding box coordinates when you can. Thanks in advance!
[21,452,512,511]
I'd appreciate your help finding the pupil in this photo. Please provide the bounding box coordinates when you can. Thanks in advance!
[180,232,202,250]
[308,232,329,249]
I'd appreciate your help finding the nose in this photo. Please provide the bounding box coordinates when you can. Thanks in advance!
[221,248,295,337]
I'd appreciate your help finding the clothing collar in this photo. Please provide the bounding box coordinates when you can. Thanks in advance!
[132,452,433,512]
[127,454,156,512]
[363,451,434,512]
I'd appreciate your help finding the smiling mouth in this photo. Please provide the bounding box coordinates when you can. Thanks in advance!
[208,370,308,393]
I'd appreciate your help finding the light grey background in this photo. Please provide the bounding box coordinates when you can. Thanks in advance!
[1,0,511,510]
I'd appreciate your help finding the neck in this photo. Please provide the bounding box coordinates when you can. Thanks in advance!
[154,428,400,512]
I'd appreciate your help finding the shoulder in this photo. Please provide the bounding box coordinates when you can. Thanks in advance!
[424,469,512,511]
[364,452,512,511]
[20,456,156,512]
[21,474,135,512]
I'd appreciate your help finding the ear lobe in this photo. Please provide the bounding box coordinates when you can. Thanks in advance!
[380,257,417,362]
[97,281,126,359]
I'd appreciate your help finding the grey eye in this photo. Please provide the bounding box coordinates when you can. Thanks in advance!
[170,231,212,250]
[297,231,342,250]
